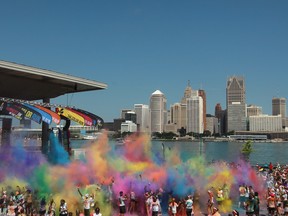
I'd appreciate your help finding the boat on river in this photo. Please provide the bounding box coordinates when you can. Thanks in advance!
[82,135,98,140]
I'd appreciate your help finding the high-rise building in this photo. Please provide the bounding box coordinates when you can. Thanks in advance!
[206,114,219,135]
[272,97,286,127]
[226,76,247,132]
[186,96,203,134]
[124,111,137,124]
[121,121,137,133]
[214,103,226,135]
[150,90,167,133]
[170,103,181,126]
[181,80,193,104]
[120,109,133,119]
[249,115,282,132]
[198,89,207,131]
[247,105,262,117]
[134,104,150,133]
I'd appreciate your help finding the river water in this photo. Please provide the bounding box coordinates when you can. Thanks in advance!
[71,139,288,166]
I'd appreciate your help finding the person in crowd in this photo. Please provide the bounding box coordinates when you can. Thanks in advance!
[25,189,33,216]
[232,209,239,216]
[238,184,246,209]
[39,197,47,216]
[207,190,214,215]
[211,207,221,216]
[128,191,137,214]
[92,207,102,216]
[118,191,127,216]
[216,187,224,206]
[185,195,193,216]
[277,202,284,216]
[253,191,260,216]
[168,197,178,216]
[267,192,277,216]
[145,192,152,216]
[59,199,68,216]
[245,194,255,216]
[7,200,17,216]
[284,202,288,215]
[150,195,160,216]
[47,198,56,216]
[77,187,95,216]
[0,189,8,215]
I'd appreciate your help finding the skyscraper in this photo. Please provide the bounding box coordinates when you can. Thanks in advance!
[198,89,207,131]
[181,80,193,104]
[272,97,286,127]
[134,104,150,133]
[186,96,203,134]
[150,90,167,133]
[215,103,226,135]
[226,76,247,132]
[247,104,262,117]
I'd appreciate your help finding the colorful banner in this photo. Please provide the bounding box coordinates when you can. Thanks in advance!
[74,108,104,127]
[24,103,52,125]
[0,101,24,120]
[12,102,42,124]
[56,107,85,126]
[66,108,93,126]
[35,105,61,125]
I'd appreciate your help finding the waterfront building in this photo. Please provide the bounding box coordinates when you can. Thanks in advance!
[179,82,193,131]
[227,102,247,132]
[134,104,150,133]
[198,89,207,131]
[169,103,183,129]
[150,90,167,133]
[120,109,133,119]
[249,114,282,132]
[121,120,137,133]
[226,76,247,132]
[206,115,219,135]
[272,97,286,127]
[124,111,137,124]
[247,104,262,117]
[214,103,226,135]
[186,96,204,134]
[181,81,193,104]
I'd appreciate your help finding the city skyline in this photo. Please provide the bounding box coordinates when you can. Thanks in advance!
[0,1,287,123]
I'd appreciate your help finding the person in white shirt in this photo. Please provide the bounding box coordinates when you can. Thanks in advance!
[185,195,193,216]
[169,197,179,216]
[118,191,127,216]
[77,187,94,216]
[92,207,102,216]
[150,196,160,216]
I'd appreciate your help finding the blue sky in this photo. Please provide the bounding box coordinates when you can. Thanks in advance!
[1,1,288,123]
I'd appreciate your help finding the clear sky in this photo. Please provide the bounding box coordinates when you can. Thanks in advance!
[1,0,287,123]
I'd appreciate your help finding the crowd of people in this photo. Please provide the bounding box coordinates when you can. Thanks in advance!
[1,162,288,216]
